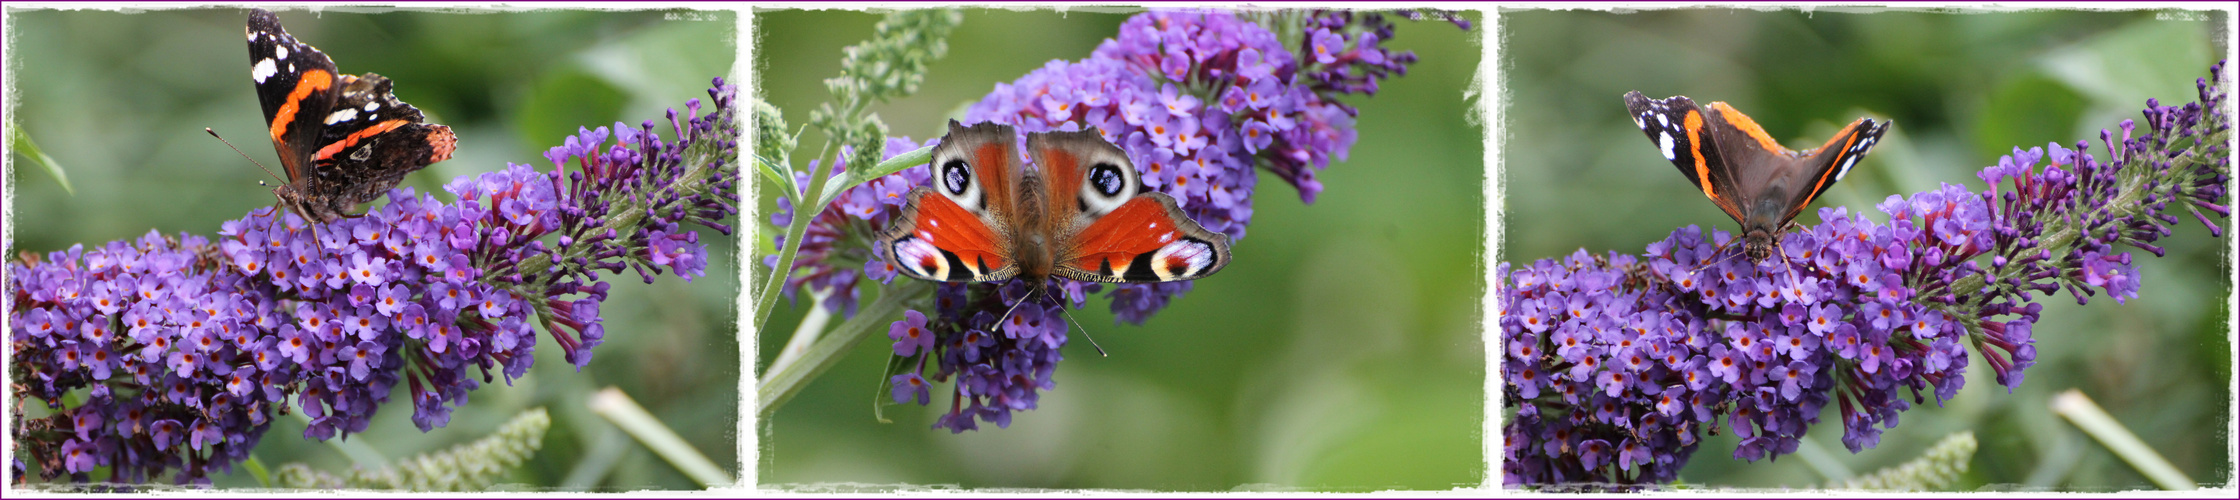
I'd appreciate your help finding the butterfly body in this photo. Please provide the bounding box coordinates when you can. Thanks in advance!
[247,9,455,224]
[877,121,1232,293]
[1622,91,1890,261]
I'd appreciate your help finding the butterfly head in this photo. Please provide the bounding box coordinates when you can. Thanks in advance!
[272,183,342,224]
[1742,229,1777,262]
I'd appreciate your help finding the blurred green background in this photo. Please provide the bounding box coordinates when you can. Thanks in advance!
[6,8,738,489]
[753,9,1486,490]
[1501,8,2231,489]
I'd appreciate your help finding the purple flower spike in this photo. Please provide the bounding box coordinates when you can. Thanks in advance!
[1502,61,2232,486]
[7,79,740,484]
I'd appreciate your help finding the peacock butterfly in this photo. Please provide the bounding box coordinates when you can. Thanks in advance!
[875,120,1233,299]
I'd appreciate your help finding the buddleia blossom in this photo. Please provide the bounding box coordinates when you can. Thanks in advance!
[767,9,1460,433]
[6,79,738,484]
[1499,62,2229,486]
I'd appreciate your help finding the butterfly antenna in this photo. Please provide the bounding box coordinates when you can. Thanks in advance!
[1040,287,1107,357]
[1690,237,1744,274]
[996,287,1035,337]
[205,128,286,185]
[210,127,328,256]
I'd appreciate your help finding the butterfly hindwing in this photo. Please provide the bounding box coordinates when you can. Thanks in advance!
[1054,194,1231,283]
[878,187,1016,282]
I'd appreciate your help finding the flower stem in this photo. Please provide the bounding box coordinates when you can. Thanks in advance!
[757,279,930,417]
[750,145,932,350]
[586,387,735,488]
[2050,388,2195,490]
[243,455,272,488]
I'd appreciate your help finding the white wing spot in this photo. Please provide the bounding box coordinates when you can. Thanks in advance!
[1836,157,1858,180]
[323,108,359,125]
[1158,232,1175,243]
[275,44,290,61]
[1656,113,1669,126]
[251,59,279,83]
[364,102,380,112]
[1658,132,1677,160]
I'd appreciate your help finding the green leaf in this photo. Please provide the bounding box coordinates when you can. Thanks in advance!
[11,127,74,195]
[587,389,735,488]
[818,144,932,203]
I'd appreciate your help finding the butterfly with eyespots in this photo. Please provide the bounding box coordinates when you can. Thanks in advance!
[875,121,1233,297]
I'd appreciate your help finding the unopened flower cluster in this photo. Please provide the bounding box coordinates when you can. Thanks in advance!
[1499,63,2229,485]
[769,9,1460,433]
[7,79,739,484]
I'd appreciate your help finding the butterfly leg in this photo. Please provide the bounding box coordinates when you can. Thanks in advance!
[1689,233,1746,275]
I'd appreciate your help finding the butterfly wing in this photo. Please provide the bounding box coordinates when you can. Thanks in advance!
[874,120,1022,282]
[305,74,457,208]
[1776,117,1889,224]
[1623,92,1748,226]
[1699,101,1889,230]
[1028,130,1232,283]
[247,8,342,185]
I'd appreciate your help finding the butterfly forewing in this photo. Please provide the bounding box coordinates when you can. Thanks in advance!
[873,120,1024,282]
[1780,118,1889,224]
[1623,92,1748,225]
[247,9,341,183]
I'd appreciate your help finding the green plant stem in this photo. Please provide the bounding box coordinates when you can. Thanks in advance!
[749,145,931,366]
[586,387,735,488]
[766,287,835,373]
[559,424,630,490]
[751,152,839,342]
[758,279,929,417]
[243,455,272,488]
[2050,388,2196,490]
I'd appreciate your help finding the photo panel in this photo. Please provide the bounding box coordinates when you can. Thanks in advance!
[1496,5,2233,491]
[749,6,1487,491]
[6,6,740,490]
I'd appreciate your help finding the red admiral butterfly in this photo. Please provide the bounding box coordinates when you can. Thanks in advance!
[1623,91,1890,262]
[247,8,455,223]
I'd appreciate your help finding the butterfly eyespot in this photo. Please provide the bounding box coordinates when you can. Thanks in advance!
[941,159,972,195]
[1088,163,1127,197]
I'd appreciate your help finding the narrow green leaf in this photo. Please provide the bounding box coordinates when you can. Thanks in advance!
[12,127,75,195]
[818,144,932,203]
[759,279,929,417]
[244,456,273,488]
[587,388,735,488]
